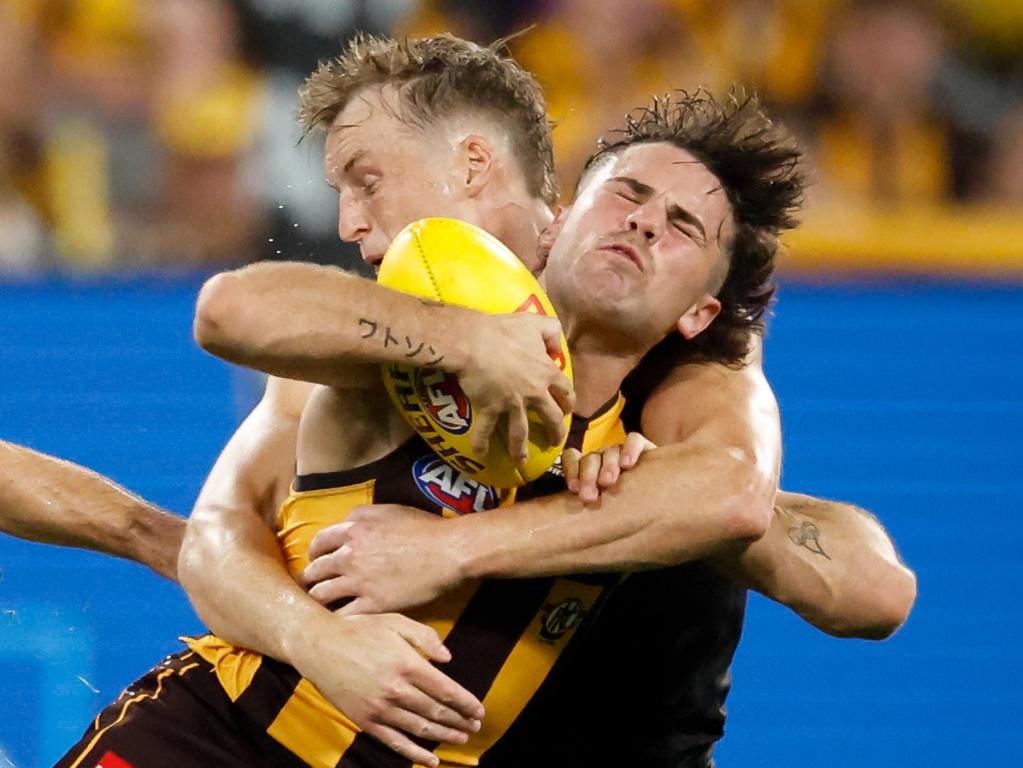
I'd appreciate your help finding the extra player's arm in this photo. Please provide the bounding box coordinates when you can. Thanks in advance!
[177,376,485,766]
[0,440,183,580]
[711,491,917,639]
[194,261,571,458]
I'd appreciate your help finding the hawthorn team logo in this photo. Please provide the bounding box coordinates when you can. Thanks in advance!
[416,368,472,434]
[412,456,499,516]
[539,598,586,642]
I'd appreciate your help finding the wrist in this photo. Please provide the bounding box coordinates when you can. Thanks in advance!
[448,513,496,582]
[432,304,477,375]
[279,600,335,669]
[129,507,186,581]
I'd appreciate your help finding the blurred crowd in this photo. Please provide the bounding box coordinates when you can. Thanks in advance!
[1,0,1021,276]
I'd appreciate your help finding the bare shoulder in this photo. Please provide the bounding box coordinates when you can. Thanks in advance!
[262,376,316,421]
[297,384,412,475]
[640,342,779,446]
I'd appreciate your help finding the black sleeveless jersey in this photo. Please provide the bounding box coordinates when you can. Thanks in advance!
[483,565,746,767]
[483,392,748,767]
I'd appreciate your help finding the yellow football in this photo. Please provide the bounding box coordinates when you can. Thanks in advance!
[376,218,573,488]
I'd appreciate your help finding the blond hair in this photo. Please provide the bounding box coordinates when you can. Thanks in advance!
[299,33,558,206]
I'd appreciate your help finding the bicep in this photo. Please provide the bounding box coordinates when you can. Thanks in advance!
[639,361,781,476]
[193,376,307,540]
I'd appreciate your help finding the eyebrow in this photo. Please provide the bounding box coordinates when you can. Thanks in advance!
[609,175,654,199]
[325,148,370,189]
[343,149,368,174]
[609,175,707,244]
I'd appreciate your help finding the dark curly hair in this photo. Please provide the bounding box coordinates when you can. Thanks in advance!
[298,33,558,206]
[583,88,804,380]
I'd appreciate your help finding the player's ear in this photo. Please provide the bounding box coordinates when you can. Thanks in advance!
[538,205,567,257]
[461,134,496,197]
[676,293,721,339]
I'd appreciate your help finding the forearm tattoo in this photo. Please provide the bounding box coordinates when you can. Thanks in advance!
[358,318,444,365]
[788,520,831,560]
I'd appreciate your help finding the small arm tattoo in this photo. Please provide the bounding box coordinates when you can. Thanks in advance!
[788,520,831,560]
[358,318,445,365]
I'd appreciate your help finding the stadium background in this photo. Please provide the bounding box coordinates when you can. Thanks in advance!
[1,0,1021,766]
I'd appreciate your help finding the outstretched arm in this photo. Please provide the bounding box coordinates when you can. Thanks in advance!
[0,440,183,580]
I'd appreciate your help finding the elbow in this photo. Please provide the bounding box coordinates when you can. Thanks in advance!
[194,271,246,356]
[729,493,773,543]
[722,449,775,543]
[864,563,917,639]
[699,441,777,544]
[176,520,204,597]
[822,563,918,640]
[176,513,223,600]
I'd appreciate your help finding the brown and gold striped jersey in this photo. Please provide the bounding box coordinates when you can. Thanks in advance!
[187,393,627,768]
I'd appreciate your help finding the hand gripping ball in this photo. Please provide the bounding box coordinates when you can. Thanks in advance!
[376,218,573,488]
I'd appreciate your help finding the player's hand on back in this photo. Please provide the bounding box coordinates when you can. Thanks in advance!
[303,504,461,615]
[293,611,484,768]
[563,432,657,503]
[452,310,574,464]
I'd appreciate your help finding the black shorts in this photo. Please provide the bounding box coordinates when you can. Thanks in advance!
[54,650,309,768]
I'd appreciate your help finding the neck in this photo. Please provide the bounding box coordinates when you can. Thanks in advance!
[487,194,553,274]
[569,343,641,417]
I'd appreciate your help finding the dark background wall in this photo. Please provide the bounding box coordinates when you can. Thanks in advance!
[0,279,1018,766]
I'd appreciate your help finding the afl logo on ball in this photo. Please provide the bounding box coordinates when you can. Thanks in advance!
[413,456,499,516]
[416,368,472,434]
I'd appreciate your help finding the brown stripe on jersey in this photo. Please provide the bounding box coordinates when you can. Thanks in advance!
[440,577,556,699]
[335,732,416,768]
[234,715,313,768]
[566,392,622,451]
[294,437,424,491]
[233,655,303,732]
[336,577,556,768]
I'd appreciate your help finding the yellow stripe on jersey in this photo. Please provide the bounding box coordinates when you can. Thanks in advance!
[438,577,608,765]
[266,678,361,767]
[277,478,376,574]
[183,634,263,702]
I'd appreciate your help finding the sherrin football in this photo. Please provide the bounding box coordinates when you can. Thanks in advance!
[376,217,573,488]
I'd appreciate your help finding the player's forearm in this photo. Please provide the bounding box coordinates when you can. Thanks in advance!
[179,506,330,664]
[194,261,472,387]
[454,443,773,579]
[176,391,332,665]
[713,491,917,639]
[0,440,184,579]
